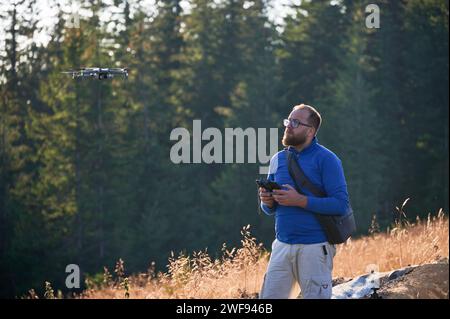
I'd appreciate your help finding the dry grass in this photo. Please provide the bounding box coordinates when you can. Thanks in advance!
[78,211,448,299]
[334,209,448,278]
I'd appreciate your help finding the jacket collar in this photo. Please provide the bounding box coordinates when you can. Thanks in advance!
[286,136,319,155]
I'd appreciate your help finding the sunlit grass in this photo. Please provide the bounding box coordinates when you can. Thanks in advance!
[73,210,448,299]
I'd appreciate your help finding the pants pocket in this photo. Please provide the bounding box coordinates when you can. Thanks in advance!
[304,275,332,299]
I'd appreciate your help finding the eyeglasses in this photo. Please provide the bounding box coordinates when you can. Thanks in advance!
[283,118,313,128]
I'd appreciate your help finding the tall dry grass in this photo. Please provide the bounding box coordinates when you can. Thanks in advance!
[334,209,448,278]
[76,211,448,299]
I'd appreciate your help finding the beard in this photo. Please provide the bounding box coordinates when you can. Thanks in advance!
[282,130,307,147]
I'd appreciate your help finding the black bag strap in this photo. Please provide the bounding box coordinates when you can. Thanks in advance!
[285,149,326,198]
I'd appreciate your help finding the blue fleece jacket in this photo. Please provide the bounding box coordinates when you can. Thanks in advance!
[261,137,351,244]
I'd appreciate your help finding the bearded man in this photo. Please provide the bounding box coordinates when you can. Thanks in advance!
[259,104,352,299]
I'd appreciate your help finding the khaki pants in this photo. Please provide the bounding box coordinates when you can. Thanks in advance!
[260,239,336,299]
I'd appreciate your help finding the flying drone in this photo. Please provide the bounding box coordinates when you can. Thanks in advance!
[62,67,129,80]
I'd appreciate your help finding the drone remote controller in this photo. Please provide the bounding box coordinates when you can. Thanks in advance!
[256,179,283,192]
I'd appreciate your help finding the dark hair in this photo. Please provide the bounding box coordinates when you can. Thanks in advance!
[293,104,322,135]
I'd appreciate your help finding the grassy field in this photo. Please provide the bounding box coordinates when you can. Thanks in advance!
[36,210,449,299]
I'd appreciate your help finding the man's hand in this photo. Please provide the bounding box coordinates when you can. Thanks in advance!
[259,187,275,208]
[273,184,308,208]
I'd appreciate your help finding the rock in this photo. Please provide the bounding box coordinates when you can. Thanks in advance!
[332,277,352,287]
[387,267,415,281]
[378,262,449,299]
[332,260,449,299]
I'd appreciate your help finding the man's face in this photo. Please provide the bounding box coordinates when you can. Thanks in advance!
[282,109,313,147]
